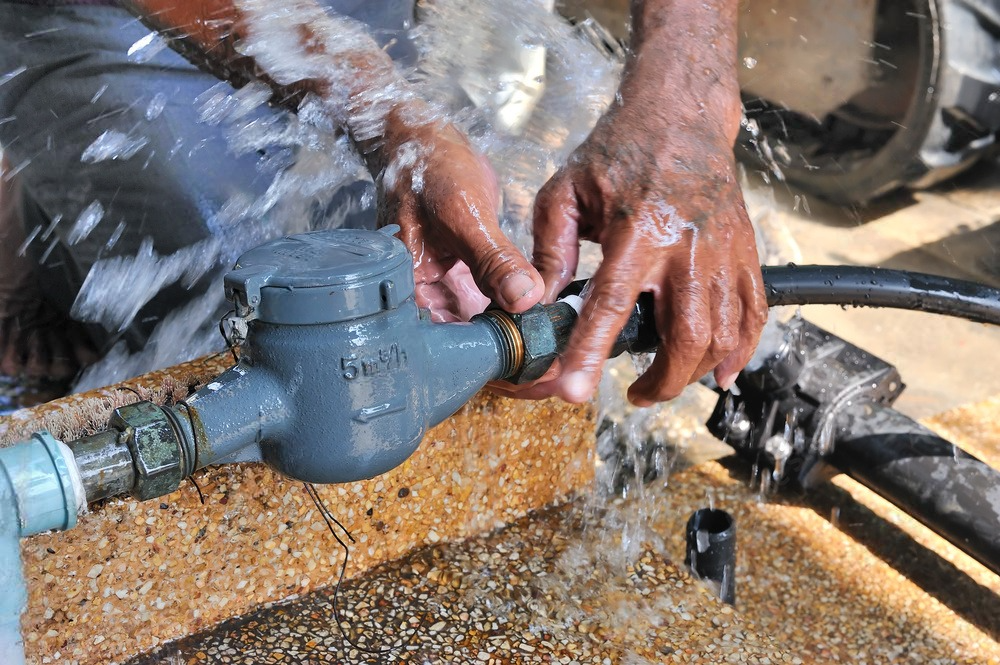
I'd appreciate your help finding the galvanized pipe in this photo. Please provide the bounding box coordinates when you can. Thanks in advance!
[65,430,134,503]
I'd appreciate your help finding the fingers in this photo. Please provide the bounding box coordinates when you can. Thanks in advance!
[458,221,544,313]
[628,276,713,406]
[549,237,645,403]
[713,266,768,389]
[685,273,740,386]
[532,175,581,302]
[426,172,544,314]
[485,360,563,400]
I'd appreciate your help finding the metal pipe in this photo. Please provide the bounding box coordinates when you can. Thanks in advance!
[65,430,134,503]
[831,401,1000,576]
[0,432,86,665]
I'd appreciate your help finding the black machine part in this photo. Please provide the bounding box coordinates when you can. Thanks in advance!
[501,265,1000,385]
[707,316,1000,576]
[502,266,1000,572]
[739,0,1000,204]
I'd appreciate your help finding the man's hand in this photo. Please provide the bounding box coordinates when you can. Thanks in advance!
[528,108,766,405]
[378,110,544,321]
[520,0,767,406]
[116,0,545,323]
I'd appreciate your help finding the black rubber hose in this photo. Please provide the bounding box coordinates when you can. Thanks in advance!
[513,267,999,385]
[761,265,1000,326]
[831,401,1000,576]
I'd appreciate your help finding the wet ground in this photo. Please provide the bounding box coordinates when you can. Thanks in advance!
[4,2,1000,659]
[131,456,999,665]
[110,156,1000,664]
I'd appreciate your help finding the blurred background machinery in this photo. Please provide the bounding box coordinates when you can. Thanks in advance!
[562,0,1000,204]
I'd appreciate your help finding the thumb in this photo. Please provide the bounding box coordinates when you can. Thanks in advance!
[462,225,545,313]
[440,185,544,313]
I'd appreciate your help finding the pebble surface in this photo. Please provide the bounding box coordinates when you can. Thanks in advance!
[131,499,793,665]
[130,387,1000,665]
[3,355,998,665]
[0,353,595,665]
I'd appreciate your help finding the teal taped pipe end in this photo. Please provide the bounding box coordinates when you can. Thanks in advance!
[0,432,86,536]
[0,431,86,665]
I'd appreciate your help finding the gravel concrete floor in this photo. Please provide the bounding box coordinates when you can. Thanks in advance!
[130,449,999,665]
[6,2,1000,659]
[122,157,1000,663]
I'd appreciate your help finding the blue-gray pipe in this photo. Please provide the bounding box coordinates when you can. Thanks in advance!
[0,433,86,665]
[174,309,507,484]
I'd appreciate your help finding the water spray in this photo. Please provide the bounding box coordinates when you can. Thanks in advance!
[2,226,999,660]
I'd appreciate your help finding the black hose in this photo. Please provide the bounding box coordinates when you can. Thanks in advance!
[761,265,1000,326]
[831,401,1000,576]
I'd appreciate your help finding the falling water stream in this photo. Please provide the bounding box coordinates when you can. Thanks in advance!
[2,0,803,655]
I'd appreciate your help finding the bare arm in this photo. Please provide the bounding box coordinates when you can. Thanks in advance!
[523,0,766,404]
[119,0,545,316]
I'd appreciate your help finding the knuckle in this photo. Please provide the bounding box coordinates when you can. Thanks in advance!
[534,174,566,210]
[673,319,712,353]
[713,329,739,355]
[477,248,524,284]
[746,300,769,330]
[649,379,684,402]
[531,244,562,271]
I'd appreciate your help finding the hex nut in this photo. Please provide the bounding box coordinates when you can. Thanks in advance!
[110,401,184,501]
[508,305,560,384]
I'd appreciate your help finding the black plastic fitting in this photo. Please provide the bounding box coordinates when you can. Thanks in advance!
[685,508,737,606]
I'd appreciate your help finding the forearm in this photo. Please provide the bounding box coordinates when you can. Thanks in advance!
[120,0,428,162]
[624,0,742,137]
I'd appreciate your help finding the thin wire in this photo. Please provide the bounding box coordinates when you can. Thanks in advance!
[303,482,422,655]
[217,308,241,364]
[113,385,143,402]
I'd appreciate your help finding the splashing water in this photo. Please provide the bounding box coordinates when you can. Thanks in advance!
[145,92,168,121]
[80,130,149,163]
[68,0,619,390]
[67,200,105,245]
[71,236,220,332]
[413,0,620,252]
[127,31,169,63]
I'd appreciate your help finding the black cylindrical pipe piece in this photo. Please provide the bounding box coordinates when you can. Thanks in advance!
[684,508,737,605]
[831,401,1000,576]
[761,265,1000,325]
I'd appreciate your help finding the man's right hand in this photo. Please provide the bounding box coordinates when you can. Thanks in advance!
[375,108,545,322]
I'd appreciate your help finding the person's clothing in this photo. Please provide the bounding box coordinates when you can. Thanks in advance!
[0,1,414,385]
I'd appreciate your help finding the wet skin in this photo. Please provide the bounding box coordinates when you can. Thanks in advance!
[36,0,765,403]
[375,114,544,322]
[496,0,767,405]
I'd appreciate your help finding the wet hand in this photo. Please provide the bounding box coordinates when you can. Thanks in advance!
[526,104,767,406]
[375,111,544,322]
